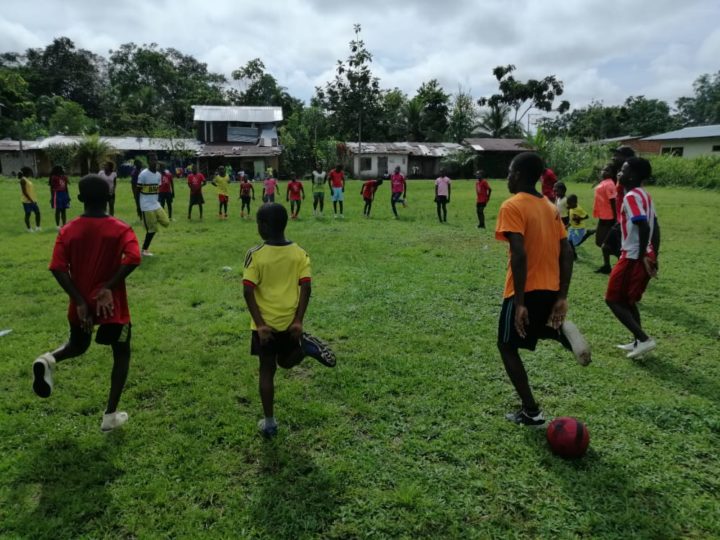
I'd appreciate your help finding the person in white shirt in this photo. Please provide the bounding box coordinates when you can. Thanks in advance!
[136,152,169,256]
[97,162,118,216]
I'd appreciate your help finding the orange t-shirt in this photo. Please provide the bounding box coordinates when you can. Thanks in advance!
[495,192,568,298]
[593,178,618,219]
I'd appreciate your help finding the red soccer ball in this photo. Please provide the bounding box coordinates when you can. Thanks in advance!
[547,417,590,458]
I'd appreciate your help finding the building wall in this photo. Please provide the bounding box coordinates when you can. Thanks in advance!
[658,138,720,158]
[353,154,407,178]
[0,152,37,177]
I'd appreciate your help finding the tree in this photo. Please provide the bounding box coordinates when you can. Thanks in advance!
[232,58,303,120]
[446,87,478,143]
[478,65,570,127]
[378,88,408,141]
[45,143,78,171]
[476,103,523,138]
[314,24,384,142]
[403,97,424,141]
[537,101,623,140]
[49,99,96,135]
[0,68,39,139]
[619,96,676,136]
[76,134,115,175]
[416,79,450,141]
[676,71,720,126]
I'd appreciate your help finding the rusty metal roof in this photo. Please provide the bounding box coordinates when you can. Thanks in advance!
[346,141,463,156]
[198,144,282,158]
[463,138,530,152]
[192,106,283,123]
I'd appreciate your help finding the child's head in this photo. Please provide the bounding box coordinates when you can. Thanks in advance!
[290,171,297,180]
[217,165,225,176]
[50,165,64,176]
[611,145,635,169]
[553,181,566,198]
[104,161,114,174]
[256,203,288,240]
[335,163,343,172]
[133,159,142,168]
[77,174,110,208]
[476,169,485,179]
[566,194,578,209]
[19,166,34,179]
[507,152,544,193]
[394,166,401,173]
[618,157,651,189]
[600,162,617,180]
[147,153,158,171]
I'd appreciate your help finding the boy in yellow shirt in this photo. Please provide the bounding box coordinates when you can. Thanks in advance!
[567,194,595,259]
[242,203,336,437]
[211,166,231,219]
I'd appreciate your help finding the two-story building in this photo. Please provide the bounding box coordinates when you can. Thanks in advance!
[193,105,283,178]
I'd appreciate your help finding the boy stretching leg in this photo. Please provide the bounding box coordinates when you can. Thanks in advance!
[243,203,336,437]
[496,153,591,426]
[32,175,141,431]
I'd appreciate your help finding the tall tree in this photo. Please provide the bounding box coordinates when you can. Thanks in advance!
[416,79,450,141]
[619,96,676,136]
[378,88,408,141]
[403,97,424,142]
[231,58,303,120]
[676,71,720,126]
[478,65,570,127]
[476,103,523,138]
[313,24,383,142]
[446,87,478,143]
[48,99,96,135]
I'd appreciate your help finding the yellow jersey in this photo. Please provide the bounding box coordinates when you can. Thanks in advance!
[214,175,230,196]
[569,206,589,229]
[20,177,37,203]
[242,242,311,331]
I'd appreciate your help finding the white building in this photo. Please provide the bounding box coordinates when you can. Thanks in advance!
[642,125,720,158]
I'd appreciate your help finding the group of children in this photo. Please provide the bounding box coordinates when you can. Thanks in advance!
[28,146,659,437]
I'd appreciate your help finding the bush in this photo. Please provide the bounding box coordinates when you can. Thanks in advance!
[542,137,610,179]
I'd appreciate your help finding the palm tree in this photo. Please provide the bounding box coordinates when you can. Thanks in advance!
[76,134,116,175]
[403,97,424,141]
[475,103,524,138]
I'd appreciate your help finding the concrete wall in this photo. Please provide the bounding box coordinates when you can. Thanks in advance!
[659,138,720,158]
[352,154,407,178]
[0,152,38,176]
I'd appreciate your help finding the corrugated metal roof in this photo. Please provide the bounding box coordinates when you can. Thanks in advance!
[346,141,463,156]
[595,135,639,144]
[463,138,530,152]
[0,139,38,151]
[198,144,282,158]
[192,105,283,123]
[33,135,201,152]
[642,124,720,141]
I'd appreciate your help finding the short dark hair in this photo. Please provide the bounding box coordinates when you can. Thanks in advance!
[78,174,110,204]
[511,152,545,184]
[554,181,566,192]
[19,166,34,178]
[257,203,288,235]
[624,157,652,181]
[612,145,635,158]
[567,194,578,204]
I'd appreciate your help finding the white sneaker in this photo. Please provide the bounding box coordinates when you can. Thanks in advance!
[35,227,42,232]
[56,226,61,231]
[101,411,129,432]
[561,321,592,366]
[616,340,637,351]
[627,338,656,359]
[333,214,337,219]
[32,353,56,398]
[27,228,34,233]
[340,214,344,219]
[142,250,154,257]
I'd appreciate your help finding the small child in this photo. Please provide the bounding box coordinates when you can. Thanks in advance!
[212,166,231,219]
[553,182,569,228]
[286,173,305,219]
[361,177,383,217]
[49,165,71,228]
[32,175,141,431]
[187,169,206,220]
[567,194,595,258]
[475,170,492,228]
[20,167,41,232]
[239,176,255,218]
[243,203,336,437]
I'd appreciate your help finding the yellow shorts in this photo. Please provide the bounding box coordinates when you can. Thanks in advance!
[142,208,170,233]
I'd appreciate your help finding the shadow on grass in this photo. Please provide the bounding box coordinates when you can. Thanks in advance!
[250,439,344,538]
[633,354,720,406]
[643,298,718,339]
[7,434,125,538]
[523,429,681,537]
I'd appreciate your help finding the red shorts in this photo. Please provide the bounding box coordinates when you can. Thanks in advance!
[218,194,229,203]
[605,255,654,304]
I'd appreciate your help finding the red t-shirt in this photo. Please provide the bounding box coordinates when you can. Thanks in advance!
[158,173,173,193]
[50,175,68,192]
[362,180,378,199]
[476,179,491,203]
[328,170,345,188]
[287,180,303,200]
[390,173,405,193]
[188,173,205,195]
[541,169,557,201]
[49,216,141,325]
[239,182,253,197]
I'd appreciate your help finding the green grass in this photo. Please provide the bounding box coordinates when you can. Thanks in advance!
[0,176,719,539]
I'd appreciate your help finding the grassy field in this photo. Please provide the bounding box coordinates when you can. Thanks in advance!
[0,175,718,539]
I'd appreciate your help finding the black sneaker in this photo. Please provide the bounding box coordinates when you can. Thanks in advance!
[301,333,336,367]
[594,265,611,274]
[505,408,546,427]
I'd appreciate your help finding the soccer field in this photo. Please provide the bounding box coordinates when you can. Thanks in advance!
[0,177,718,538]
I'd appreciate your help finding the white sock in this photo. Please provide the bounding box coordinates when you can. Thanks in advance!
[264,416,277,427]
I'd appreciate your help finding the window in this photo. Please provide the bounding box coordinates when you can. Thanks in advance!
[271,138,278,147]
[360,157,372,171]
[661,147,684,157]
[712,145,720,152]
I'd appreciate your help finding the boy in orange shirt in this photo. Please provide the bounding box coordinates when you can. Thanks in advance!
[495,153,591,427]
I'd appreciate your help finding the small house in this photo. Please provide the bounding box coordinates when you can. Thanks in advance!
[641,125,720,158]
[346,142,464,178]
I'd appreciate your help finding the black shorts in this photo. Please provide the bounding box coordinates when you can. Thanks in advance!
[595,219,615,247]
[603,223,622,257]
[240,196,251,204]
[497,290,570,351]
[250,330,301,358]
[436,195,448,203]
[189,193,204,205]
[158,192,174,205]
[70,323,132,348]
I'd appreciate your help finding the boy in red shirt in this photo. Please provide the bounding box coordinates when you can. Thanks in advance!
[49,165,71,229]
[239,176,255,218]
[328,164,345,218]
[286,173,305,219]
[390,166,407,219]
[475,170,492,228]
[187,170,206,220]
[361,177,383,217]
[158,168,175,220]
[32,175,141,432]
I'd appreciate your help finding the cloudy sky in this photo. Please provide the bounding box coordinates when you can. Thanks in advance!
[2,0,718,115]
